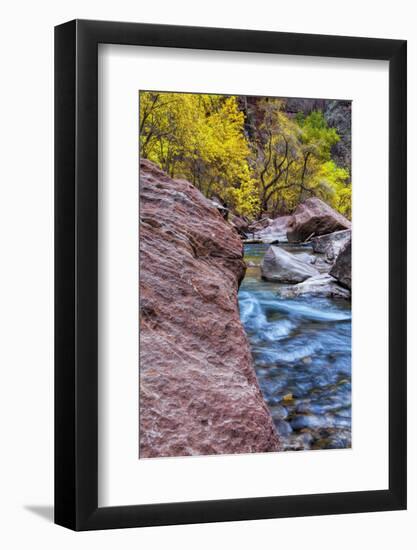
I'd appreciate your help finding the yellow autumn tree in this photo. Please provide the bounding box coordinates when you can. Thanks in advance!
[247,100,350,217]
[140,92,351,220]
[310,161,351,217]
[139,91,259,217]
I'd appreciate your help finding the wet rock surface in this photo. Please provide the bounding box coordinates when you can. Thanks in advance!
[330,239,352,290]
[311,229,351,262]
[139,160,281,458]
[247,215,292,243]
[261,245,319,283]
[287,198,351,243]
[279,274,351,300]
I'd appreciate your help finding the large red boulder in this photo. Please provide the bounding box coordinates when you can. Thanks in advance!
[139,159,281,458]
[287,198,351,243]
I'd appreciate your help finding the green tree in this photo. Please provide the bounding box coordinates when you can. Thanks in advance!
[251,101,349,217]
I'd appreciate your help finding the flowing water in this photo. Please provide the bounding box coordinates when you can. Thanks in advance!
[239,243,351,451]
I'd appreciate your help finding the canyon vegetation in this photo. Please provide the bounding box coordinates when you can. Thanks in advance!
[139,92,351,220]
[139,92,352,456]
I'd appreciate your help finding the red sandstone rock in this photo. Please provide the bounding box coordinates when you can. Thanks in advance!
[287,198,351,243]
[139,159,281,458]
[229,213,250,237]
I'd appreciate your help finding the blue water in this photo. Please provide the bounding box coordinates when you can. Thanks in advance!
[239,243,351,451]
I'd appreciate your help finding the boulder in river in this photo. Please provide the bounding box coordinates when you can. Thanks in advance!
[308,254,333,273]
[311,229,351,263]
[287,198,351,243]
[261,245,319,283]
[330,238,352,290]
[278,273,351,300]
[248,215,292,243]
[139,159,281,458]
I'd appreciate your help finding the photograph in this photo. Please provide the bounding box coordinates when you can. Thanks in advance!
[139,91,352,458]
[0,0,410,542]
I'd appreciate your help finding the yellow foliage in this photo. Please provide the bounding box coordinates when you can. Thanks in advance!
[140,92,258,217]
[139,92,351,220]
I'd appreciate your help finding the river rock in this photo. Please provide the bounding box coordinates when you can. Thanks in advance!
[270,404,288,421]
[139,159,281,458]
[309,254,333,273]
[248,215,292,243]
[248,216,271,232]
[261,245,319,283]
[287,198,351,243]
[229,213,250,237]
[278,273,351,300]
[330,238,352,289]
[311,229,351,262]
[274,419,293,437]
[296,251,314,264]
[290,414,327,430]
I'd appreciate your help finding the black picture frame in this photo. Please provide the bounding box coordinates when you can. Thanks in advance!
[55,19,407,531]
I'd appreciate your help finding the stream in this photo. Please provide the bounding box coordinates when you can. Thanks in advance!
[238,243,352,451]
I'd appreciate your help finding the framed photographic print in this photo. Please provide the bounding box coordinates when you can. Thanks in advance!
[55,19,407,530]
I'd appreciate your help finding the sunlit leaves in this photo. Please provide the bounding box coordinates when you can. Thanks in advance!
[139,92,351,220]
[140,91,259,217]
[253,102,350,216]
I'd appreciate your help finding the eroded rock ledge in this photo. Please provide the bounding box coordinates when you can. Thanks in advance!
[139,159,281,458]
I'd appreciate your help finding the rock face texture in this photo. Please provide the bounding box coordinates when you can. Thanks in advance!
[229,213,250,237]
[330,239,352,290]
[139,159,281,458]
[261,245,319,283]
[311,229,351,262]
[248,215,292,243]
[287,198,351,243]
[279,274,350,300]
